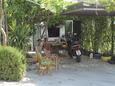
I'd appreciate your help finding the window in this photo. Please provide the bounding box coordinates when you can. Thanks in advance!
[48,27,59,37]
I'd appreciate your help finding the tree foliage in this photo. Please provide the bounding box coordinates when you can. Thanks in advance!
[4,0,115,53]
[4,0,72,50]
[40,0,71,13]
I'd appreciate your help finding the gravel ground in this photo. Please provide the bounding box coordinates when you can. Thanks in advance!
[0,56,115,86]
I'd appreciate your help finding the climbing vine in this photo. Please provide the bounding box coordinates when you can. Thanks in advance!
[79,16,111,54]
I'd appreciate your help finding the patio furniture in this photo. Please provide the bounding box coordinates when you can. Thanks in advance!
[34,47,58,75]
[43,49,60,71]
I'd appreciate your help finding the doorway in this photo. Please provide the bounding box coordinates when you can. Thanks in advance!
[73,21,81,41]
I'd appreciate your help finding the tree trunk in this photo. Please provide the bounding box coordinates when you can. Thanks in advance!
[0,0,7,46]
[111,17,114,56]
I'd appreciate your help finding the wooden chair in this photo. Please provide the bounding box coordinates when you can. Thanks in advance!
[33,47,56,75]
[43,49,61,71]
[50,54,60,71]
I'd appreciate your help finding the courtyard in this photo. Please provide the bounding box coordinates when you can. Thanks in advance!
[0,56,115,86]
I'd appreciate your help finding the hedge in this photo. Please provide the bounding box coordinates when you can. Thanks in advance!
[0,46,26,81]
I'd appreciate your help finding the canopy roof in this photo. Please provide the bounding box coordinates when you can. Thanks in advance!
[62,2,115,16]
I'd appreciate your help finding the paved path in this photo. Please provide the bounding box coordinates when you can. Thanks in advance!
[0,56,115,86]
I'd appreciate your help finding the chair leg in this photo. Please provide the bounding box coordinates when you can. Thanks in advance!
[55,57,58,71]
[39,65,48,75]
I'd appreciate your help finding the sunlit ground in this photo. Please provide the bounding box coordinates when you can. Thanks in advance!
[0,56,115,86]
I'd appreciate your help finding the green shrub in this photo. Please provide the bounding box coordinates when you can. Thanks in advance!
[0,46,26,81]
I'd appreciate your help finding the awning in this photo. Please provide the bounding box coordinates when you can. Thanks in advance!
[62,2,115,16]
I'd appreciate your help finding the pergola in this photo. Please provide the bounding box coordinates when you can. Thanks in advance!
[62,2,115,59]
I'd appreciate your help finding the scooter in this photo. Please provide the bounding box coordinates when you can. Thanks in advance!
[71,41,81,62]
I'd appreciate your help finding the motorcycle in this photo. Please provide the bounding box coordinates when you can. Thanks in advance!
[71,41,81,62]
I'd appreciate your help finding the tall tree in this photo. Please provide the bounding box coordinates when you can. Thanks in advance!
[0,0,7,45]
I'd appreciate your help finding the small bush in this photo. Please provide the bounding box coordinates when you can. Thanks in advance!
[0,46,26,81]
